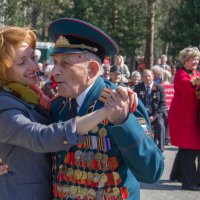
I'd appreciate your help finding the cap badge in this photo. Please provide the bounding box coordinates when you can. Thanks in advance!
[55,35,98,52]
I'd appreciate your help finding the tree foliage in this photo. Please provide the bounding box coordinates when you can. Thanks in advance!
[159,0,200,59]
[1,0,199,64]
[2,0,148,57]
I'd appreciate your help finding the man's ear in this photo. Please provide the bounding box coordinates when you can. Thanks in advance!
[88,61,100,78]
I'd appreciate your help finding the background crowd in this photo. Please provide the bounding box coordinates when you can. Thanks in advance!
[37,52,178,152]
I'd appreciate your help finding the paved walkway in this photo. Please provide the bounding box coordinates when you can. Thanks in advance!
[140,145,200,200]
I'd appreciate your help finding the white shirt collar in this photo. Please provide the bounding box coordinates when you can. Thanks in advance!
[76,82,95,111]
[145,82,154,90]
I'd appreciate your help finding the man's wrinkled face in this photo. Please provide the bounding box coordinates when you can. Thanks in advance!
[143,71,154,85]
[51,53,91,98]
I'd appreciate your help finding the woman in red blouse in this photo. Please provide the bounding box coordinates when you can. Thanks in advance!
[168,47,200,191]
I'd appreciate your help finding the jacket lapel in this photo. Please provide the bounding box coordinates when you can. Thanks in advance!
[78,76,106,116]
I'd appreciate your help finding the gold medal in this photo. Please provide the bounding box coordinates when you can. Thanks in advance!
[98,127,107,137]
[76,186,82,198]
[74,169,82,180]
[90,125,99,133]
[78,191,84,199]
[61,185,69,195]
[112,187,120,196]
[67,168,74,177]
[95,152,103,161]
[56,185,62,192]
[99,173,108,185]
[113,171,120,181]
[113,171,121,185]
[87,171,94,184]
[102,154,108,170]
[81,171,87,180]
[88,188,96,196]
[88,171,93,179]
[80,187,88,197]
[70,185,77,195]
[95,152,103,169]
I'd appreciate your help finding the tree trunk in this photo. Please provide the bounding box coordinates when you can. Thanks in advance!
[0,0,5,27]
[31,6,38,29]
[129,49,137,72]
[41,10,46,41]
[145,0,156,69]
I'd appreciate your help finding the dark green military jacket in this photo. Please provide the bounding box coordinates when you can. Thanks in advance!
[51,76,164,200]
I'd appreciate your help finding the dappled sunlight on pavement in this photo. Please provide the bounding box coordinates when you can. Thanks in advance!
[141,145,200,200]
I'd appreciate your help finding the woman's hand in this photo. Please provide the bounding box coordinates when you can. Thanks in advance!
[191,76,200,86]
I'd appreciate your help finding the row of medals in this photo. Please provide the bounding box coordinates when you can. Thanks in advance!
[56,125,123,199]
[56,184,121,199]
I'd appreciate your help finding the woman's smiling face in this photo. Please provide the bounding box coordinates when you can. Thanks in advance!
[5,42,38,86]
[185,56,200,71]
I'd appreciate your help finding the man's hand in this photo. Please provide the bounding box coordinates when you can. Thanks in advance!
[0,159,8,175]
[105,86,130,124]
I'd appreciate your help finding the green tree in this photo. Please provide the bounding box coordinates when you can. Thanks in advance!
[159,0,200,60]
[4,0,183,68]
[145,0,156,69]
[3,0,73,41]
[64,0,147,70]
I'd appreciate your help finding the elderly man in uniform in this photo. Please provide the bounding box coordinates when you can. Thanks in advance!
[48,18,163,200]
[0,18,164,200]
[134,69,167,152]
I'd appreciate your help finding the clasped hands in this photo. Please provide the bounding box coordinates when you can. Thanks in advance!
[104,86,138,125]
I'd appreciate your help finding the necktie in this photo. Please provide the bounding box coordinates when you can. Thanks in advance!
[67,98,78,120]
[146,86,152,114]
